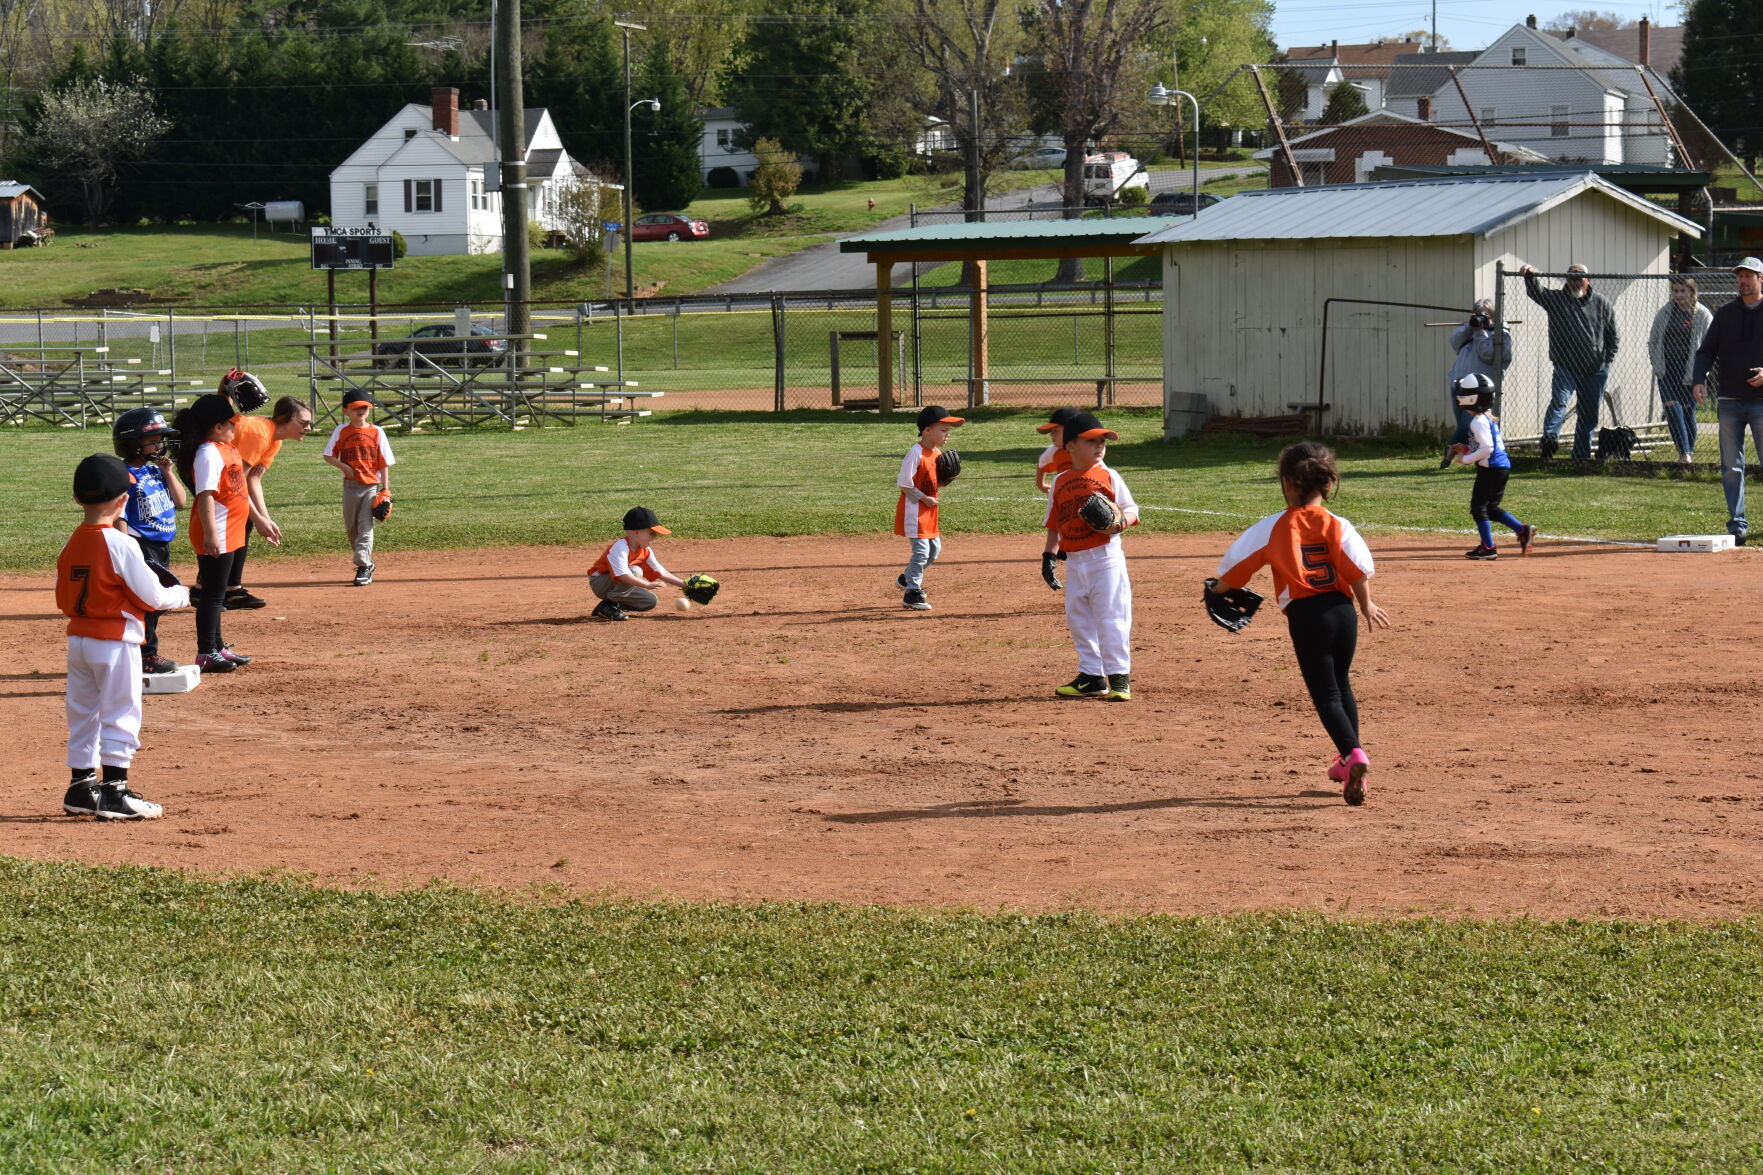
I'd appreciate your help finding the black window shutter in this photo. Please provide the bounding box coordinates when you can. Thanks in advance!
[433,179,443,212]
[403,180,412,213]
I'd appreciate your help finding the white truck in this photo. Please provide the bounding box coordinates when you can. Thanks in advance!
[1082,152,1149,205]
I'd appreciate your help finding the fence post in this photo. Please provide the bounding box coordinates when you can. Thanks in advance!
[672,299,680,368]
[614,300,624,383]
[910,263,923,407]
[1103,258,1117,406]
[771,295,786,412]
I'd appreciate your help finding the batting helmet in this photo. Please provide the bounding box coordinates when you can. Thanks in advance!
[219,368,269,413]
[112,408,179,462]
[1455,373,1496,412]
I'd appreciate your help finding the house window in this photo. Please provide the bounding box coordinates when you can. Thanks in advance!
[1299,161,1328,187]
[404,128,418,139]
[1551,104,1570,138]
[1480,107,1497,126]
[471,179,485,210]
[716,128,732,149]
[414,179,434,212]
[364,184,378,216]
[1511,46,1527,66]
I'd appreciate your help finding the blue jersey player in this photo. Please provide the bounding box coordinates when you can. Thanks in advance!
[1451,374,1536,560]
[113,409,188,672]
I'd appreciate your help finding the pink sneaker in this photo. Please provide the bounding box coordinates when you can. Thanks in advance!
[1343,748,1370,806]
[1327,755,1349,783]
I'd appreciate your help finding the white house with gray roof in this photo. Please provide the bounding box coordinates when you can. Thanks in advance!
[1135,172,1699,437]
[329,87,600,256]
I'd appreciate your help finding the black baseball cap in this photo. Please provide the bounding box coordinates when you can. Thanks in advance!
[1036,406,1081,435]
[622,506,671,535]
[342,389,377,408]
[74,453,134,504]
[189,393,236,431]
[1062,412,1119,442]
[915,405,965,431]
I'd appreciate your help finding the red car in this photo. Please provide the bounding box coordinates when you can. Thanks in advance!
[630,212,710,242]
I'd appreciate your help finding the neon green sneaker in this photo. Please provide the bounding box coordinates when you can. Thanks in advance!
[1055,673,1107,698]
[1105,673,1131,702]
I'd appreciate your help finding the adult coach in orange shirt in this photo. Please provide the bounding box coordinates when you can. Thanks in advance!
[226,396,315,609]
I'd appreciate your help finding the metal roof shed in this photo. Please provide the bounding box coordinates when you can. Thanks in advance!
[839,219,1161,411]
[1132,171,1699,438]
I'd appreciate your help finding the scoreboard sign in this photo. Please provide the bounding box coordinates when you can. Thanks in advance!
[310,226,395,271]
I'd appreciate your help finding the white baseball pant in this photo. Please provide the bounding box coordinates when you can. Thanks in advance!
[1063,542,1132,675]
[66,636,144,769]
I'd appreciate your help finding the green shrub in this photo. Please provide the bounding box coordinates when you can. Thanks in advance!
[391,230,407,260]
[707,166,740,188]
[1117,186,1148,208]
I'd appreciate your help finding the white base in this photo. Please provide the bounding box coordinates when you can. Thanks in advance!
[143,664,201,694]
[1656,533,1737,553]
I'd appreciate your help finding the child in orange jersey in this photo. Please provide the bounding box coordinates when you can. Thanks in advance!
[1043,412,1140,701]
[1035,406,1080,590]
[322,389,396,587]
[895,404,964,612]
[57,454,191,820]
[587,506,691,621]
[225,395,313,610]
[172,393,262,674]
[1213,442,1391,805]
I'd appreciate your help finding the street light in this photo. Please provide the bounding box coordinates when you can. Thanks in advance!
[1148,81,1201,219]
[615,18,651,301]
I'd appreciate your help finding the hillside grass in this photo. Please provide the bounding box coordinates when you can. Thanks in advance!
[1,409,1727,572]
[0,859,1759,1172]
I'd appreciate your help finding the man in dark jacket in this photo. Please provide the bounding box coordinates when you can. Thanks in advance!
[1692,257,1763,542]
[1522,263,1619,460]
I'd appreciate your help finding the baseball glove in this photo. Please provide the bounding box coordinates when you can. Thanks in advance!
[371,490,393,521]
[935,448,961,487]
[143,560,182,589]
[1203,577,1264,634]
[220,369,269,413]
[1040,551,1062,591]
[683,573,720,606]
[1078,492,1122,534]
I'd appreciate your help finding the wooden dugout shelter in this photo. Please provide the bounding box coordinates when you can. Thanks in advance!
[837,220,1163,411]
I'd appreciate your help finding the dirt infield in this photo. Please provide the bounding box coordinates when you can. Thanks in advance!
[3,533,1759,919]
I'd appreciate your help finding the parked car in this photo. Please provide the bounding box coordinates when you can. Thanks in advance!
[372,323,508,368]
[1148,191,1223,216]
[631,212,710,242]
[1010,146,1068,170]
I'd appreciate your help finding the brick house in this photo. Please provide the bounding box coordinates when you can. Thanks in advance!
[1253,111,1550,187]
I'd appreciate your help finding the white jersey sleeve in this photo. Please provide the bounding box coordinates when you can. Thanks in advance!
[1108,468,1139,521]
[606,538,633,578]
[375,425,397,468]
[1215,510,1283,582]
[322,425,346,458]
[1334,513,1376,579]
[104,528,190,612]
[1042,471,1061,528]
[193,443,224,496]
[1461,414,1495,467]
[897,444,924,491]
[645,550,671,581]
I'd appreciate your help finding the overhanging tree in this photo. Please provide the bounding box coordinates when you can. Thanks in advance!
[1675,0,1763,174]
[24,77,170,224]
[631,41,704,212]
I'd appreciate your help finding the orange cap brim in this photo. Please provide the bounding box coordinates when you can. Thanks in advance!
[1035,422,1061,433]
[649,525,672,535]
[1070,427,1118,441]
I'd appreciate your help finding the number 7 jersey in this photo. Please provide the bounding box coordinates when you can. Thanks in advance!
[1214,503,1375,610]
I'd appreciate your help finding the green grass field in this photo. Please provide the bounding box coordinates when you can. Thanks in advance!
[4,412,1748,1170]
[2,408,1728,572]
[1,859,1760,1172]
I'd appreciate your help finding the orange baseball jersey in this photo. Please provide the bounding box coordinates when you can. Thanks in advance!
[232,414,281,470]
[323,421,396,486]
[57,523,190,644]
[189,440,249,554]
[590,538,671,582]
[1043,463,1139,553]
[1037,443,1073,479]
[894,442,942,539]
[1215,504,1376,610]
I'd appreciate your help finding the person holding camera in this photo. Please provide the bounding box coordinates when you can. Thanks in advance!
[1521,263,1619,461]
[1441,298,1513,468]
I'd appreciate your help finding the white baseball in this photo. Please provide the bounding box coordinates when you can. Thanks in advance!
[674,596,692,612]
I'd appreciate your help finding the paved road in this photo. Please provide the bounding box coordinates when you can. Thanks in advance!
[707,164,1263,294]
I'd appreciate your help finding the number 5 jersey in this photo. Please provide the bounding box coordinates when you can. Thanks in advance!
[1214,503,1375,611]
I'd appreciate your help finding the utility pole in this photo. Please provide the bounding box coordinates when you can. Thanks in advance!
[497,0,530,362]
[966,87,984,223]
[617,19,646,301]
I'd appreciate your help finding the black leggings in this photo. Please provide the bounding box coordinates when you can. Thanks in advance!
[195,549,240,654]
[1285,592,1361,757]
[227,519,254,590]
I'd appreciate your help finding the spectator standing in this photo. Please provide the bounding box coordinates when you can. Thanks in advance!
[1691,257,1763,543]
[1440,298,1513,468]
[1649,278,1714,463]
[1521,263,1619,460]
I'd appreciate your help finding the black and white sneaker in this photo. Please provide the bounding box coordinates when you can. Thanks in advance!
[63,773,101,817]
[224,589,267,610]
[352,563,375,587]
[902,588,931,611]
[95,783,163,821]
[591,600,628,622]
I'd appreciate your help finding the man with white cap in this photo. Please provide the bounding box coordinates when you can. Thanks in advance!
[1520,262,1619,461]
[1692,257,1763,543]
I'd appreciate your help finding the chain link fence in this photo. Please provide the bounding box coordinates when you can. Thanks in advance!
[1493,268,1739,465]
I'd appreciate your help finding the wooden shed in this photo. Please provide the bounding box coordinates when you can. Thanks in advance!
[0,182,50,248]
[1136,171,1700,438]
